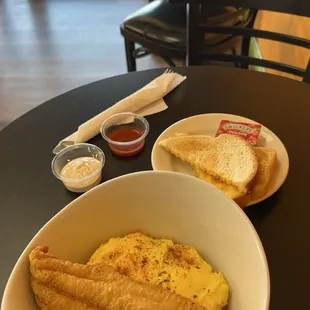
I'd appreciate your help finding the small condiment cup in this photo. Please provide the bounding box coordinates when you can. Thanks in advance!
[51,143,105,193]
[100,112,149,157]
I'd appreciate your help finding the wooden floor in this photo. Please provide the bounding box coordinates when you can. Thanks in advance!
[0,0,169,130]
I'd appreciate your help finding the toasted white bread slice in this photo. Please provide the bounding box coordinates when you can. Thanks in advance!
[159,135,213,164]
[193,134,258,193]
[195,147,277,205]
[159,134,258,193]
[194,166,251,208]
[251,147,277,200]
[194,166,244,200]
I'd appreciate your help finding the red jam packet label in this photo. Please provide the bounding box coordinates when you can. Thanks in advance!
[215,120,262,145]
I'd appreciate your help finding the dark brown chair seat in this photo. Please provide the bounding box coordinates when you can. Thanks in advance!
[120,0,254,71]
[123,1,186,48]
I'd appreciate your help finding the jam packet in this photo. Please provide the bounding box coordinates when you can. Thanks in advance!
[215,120,262,145]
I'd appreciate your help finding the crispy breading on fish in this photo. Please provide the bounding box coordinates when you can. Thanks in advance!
[29,246,207,310]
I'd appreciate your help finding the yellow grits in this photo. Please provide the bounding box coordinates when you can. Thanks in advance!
[88,232,229,310]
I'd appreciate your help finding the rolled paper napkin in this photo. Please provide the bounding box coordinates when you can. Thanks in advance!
[53,69,186,154]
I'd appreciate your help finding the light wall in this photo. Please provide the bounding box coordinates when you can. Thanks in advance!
[255,11,310,80]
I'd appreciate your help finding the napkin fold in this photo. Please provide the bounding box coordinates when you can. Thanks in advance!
[53,70,186,154]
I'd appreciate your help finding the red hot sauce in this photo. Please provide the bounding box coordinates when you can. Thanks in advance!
[107,127,145,157]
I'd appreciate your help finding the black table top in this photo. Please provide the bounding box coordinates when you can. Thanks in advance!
[1,66,310,308]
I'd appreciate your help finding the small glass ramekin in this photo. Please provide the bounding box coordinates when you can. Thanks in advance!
[100,112,149,157]
[51,143,105,193]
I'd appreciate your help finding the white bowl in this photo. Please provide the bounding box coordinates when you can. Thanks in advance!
[2,171,270,310]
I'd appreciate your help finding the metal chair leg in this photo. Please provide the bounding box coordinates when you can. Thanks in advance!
[186,2,201,66]
[161,56,176,67]
[240,9,258,69]
[124,38,136,72]
[303,59,310,83]
[231,47,241,68]
[241,37,251,69]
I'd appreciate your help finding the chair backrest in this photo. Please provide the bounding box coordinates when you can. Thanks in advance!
[170,0,310,17]
[171,0,310,82]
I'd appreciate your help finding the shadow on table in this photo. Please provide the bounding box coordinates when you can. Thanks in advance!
[245,193,279,230]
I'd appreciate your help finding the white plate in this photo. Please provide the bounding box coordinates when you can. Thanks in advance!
[151,113,289,206]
